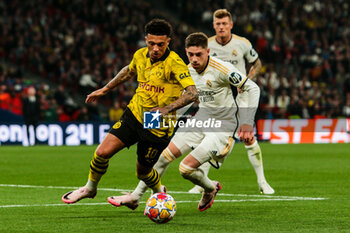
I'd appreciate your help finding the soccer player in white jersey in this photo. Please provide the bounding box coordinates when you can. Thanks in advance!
[189,9,274,194]
[107,32,261,211]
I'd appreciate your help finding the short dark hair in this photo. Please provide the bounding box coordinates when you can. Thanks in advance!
[144,19,173,37]
[185,32,208,49]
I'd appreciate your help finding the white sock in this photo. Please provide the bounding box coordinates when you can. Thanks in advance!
[132,148,175,200]
[245,141,266,183]
[179,162,215,192]
[198,162,211,176]
[191,162,211,189]
[85,178,98,191]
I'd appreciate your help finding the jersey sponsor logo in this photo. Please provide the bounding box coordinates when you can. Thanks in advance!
[199,96,215,102]
[143,110,161,129]
[250,49,257,57]
[229,72,242,85]
[179,71,190,79]
[198,90,215,102]
[232,49,238,56]
[198,90,215,96]
[138,83,165,93]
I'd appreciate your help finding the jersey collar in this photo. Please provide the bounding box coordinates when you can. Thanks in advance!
[147,48,170,64]
[215,34,232,46]
[198,56,210,74]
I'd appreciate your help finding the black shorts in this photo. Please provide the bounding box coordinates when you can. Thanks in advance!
[109,108,170,167]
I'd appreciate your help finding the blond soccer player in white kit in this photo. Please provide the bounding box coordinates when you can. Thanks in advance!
[107,32,261,211]
[189,9,274,194]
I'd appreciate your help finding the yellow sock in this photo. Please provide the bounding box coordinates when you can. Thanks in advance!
[138,169,162,193]
[88,152,109,182]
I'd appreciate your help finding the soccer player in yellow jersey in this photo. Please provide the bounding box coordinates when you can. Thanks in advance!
[62,19,198,204]
[189,9,274,194]
[108,32,261,211]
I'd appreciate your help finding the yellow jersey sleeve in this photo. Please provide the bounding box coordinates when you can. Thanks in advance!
[129,49,141,73]
[170,55,195,89]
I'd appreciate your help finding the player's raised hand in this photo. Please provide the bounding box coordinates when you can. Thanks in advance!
[238,124,254,143]
[85,87,109,103]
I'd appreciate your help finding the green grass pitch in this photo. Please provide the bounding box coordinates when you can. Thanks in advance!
[0,143,349,232]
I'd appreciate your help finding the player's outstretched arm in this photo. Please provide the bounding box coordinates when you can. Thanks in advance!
[247,58,262,80]
[152,85,198,116]
[238,79,260,142]
[85,65,136,103]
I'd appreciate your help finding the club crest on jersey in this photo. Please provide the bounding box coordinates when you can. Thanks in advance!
[206,80,212,87]
[232,49,237,56]
[113,121,122,129]
[156,71,163,77]
[229,72,242,85]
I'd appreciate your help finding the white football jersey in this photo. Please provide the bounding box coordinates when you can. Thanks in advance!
[188,56,259,129]
[208,34,258,75]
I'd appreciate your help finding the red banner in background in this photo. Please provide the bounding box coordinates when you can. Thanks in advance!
[257,119,350,144]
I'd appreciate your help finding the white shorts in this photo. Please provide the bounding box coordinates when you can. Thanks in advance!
[171,131,235,165]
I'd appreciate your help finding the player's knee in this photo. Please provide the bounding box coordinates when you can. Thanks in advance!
[160,147,176,163]
[95,147,112,159]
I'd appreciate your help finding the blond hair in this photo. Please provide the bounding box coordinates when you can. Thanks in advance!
[213,9,232,21]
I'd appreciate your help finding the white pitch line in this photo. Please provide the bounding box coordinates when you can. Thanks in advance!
[0,184,327,200]
[0,203,109,208]
[0,184,131,192]
[0,197,326,208]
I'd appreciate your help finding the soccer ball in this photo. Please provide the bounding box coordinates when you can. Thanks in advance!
[144,192,176,224]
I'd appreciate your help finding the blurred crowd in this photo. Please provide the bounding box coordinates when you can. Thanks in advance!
[0,0,350,123]
[0,65,103,122]
[166,0,350,118]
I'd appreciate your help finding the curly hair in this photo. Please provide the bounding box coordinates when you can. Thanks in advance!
[144,19,173,37]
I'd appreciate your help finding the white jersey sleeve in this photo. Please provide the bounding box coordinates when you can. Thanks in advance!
[243,39,258,64]
[211,57,259,126]
[210,57,260,125]
[238,79,260,126]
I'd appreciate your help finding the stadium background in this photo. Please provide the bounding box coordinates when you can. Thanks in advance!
[1,0,349,126]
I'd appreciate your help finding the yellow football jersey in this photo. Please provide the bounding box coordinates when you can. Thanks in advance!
[128,47,195,137]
